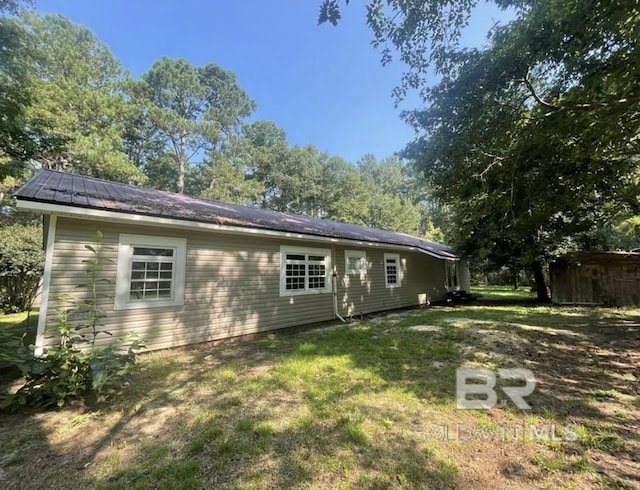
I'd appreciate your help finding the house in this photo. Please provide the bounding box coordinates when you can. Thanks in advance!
[550,252,640,306]
[15,170,470,354]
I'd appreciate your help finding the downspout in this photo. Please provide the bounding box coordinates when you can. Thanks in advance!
[333,274,347,323]
[331,245,347,323]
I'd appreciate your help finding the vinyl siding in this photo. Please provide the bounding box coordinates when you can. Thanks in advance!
[45,218,333,351]
[42,217,451,352]
[334,246,448,317]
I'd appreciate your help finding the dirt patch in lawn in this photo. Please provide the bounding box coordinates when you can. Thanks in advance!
[1,305,638,489]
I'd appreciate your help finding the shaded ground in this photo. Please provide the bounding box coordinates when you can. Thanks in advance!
[0,304,638,489]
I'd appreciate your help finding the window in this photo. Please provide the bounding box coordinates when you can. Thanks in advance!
[446,260,459,289]
[280,246,331,295]
[115,235,187,310]
[345,250,367,276]
[384,253,401,288]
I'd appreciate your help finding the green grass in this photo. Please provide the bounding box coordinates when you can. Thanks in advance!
[471,284,536,300]
[0,310,37,332]
[1,304,638,489]
[0,310,38,345]
[0,311,38,380]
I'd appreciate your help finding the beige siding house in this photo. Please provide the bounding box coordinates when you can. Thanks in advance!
[16,170,469,354]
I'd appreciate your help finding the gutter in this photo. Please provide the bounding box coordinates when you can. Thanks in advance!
[332,274,347,323]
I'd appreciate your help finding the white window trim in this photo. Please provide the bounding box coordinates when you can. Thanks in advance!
[345,249,367,276]
[280,245,332,296]
[384,253,402,288]
[115,234,187,310]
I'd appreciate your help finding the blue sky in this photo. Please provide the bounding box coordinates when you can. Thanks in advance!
[38,1,511,164]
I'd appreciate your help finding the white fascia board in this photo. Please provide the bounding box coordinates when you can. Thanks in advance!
[16,199,459,260]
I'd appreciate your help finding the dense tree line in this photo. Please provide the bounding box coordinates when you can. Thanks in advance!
[321,0,640,298]
[0,8,442,238]
[0,6,448,312]
[7,0,638,308]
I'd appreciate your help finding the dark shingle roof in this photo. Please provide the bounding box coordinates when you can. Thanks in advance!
[15,169,457,259]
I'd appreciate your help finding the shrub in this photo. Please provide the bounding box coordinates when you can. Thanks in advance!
[1,231,144,410]
[4,338,141,409]
[0,326,33,372]
[0,223,44,313]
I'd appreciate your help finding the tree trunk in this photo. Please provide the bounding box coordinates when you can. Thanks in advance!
[531,260,550,302]
[511,266,519,290]
[177,158,185,194]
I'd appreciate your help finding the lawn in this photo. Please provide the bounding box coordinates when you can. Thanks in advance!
[0,310,38,383]
[0,310,38,338]
[0,304,638,489]
[471,284,536,301]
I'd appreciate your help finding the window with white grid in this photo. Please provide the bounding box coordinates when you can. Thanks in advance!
[384,253,401,288]
[129,247,175,301]
[280,246,331,295]
[115,235,186,310]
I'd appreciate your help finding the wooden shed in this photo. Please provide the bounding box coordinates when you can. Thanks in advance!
[550,252,640,306]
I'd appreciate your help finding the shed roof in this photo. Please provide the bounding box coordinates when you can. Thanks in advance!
[15,169,457,259]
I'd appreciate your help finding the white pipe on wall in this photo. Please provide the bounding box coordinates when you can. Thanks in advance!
[333,273,347,323]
